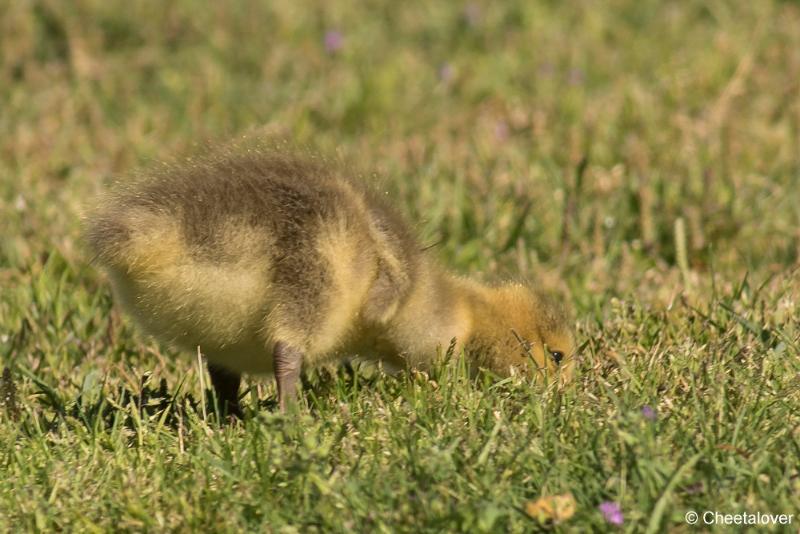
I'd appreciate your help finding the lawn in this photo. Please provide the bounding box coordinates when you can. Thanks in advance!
[1,0,799,531]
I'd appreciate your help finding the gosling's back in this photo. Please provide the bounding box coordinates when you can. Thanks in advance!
[85,145,419,372]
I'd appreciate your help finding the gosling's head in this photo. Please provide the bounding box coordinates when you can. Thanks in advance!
[466,283,576,383]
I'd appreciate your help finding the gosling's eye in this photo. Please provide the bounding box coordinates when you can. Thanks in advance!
[550,351,564,365]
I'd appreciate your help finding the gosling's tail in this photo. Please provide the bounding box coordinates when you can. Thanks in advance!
[84,204,185,273]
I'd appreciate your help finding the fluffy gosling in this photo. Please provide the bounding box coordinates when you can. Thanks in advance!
[85,142,575,413]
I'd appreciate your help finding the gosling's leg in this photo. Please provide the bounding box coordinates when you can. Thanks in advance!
[274,341,303,412]
[207,363,243,419]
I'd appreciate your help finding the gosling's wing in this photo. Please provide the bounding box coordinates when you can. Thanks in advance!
[359,193,420,324]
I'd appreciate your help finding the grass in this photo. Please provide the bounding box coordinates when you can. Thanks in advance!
[1,0,799,531]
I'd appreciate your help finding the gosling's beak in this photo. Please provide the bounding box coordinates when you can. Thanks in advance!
[557,339,587,386]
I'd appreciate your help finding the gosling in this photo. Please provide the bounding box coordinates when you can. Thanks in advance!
[85,142,575,413]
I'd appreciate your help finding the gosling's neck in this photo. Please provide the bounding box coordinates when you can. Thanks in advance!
[385,258,489,368]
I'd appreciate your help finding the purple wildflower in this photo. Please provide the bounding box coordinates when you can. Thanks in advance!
[464,3,481,26]
[438,63,455,83]
[641,405,657,420]
[494,120,510,142]
[599,501,624,526]
[324,30,344,54]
